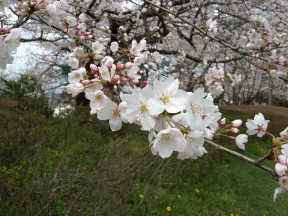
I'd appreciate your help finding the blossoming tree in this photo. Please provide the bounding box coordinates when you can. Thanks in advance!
[1,0,288,200]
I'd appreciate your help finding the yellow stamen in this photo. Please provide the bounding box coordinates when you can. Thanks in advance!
[162,90,171,102]
[95,94,102,101]
[138,103,148,113]
[161,134,174,144]
[113,109,120,117]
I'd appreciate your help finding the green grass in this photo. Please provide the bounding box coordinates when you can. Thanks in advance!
[0,107,287,215]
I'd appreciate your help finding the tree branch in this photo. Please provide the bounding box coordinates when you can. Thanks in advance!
[204,138,278,180]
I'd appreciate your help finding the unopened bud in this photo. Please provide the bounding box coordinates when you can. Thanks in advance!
[229,128,239,133]
[106,61,113,69]
[231,120,242,127]
[132,79,139,84]
[278,155,287,165]
[113,75,120,81]
[125,62,134,69]
[206,130,214,140]
[82,80,90,85]
[116,61,123,70]
[90,64,98,71]
[220,118,226,126]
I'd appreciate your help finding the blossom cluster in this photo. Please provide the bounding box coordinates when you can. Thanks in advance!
[244,113,288,201]
[0,28,21,69]
[204,67,224,98]
[64,36,225,160]
[273,127,288,200]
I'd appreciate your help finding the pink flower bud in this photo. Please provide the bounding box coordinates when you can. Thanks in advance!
[106,61,113,69]
[90,109,98,115]
[113,75,120,81]
[230,128,239,133]
[132,79,139,84]
[231,119,242,127]
[278,155,287,165]
[82,80,90,85]
[144,64,149,69]
[121,77,128,82]
[116,61,123,70]
[90,64,97,71]
[206,130,214,140]
[140,81,149,88]
[80,36,85,40]
[125,62,134,69]
[88,35,93,39]
[220,118,226,126]
[114,85,117,90]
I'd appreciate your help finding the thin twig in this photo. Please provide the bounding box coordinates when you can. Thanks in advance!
[204,139,278,180]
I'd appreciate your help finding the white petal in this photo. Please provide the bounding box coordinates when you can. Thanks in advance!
[109,118,122,131]
[140,112,155,131]
[147,98,164,115]
[97,109,113,120]
[156,140,174,159]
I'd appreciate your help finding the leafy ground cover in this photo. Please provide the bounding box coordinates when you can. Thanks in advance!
[0,106,287,215]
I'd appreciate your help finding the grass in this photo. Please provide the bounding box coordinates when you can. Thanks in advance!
[0,106,287,215]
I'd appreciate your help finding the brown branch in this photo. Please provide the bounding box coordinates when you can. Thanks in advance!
[204,138,278,180]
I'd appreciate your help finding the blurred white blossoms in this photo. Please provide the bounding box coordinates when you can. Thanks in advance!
[274,176,288,201]
[92,41,104,54]
[206,18,217,33]
[0,28,21,69]
[110,42,119,53]
[246,113,269,137]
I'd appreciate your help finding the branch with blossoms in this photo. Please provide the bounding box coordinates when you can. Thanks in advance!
[1,0,288,202]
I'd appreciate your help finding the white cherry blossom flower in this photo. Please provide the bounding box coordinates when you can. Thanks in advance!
[152,128,186,159]
[281,144,288,157]
[110,41,119,52]
[275,163,287,176]
[68,67,86,84]
[66,15,77,27]
[205,73,214,85]
[85,90,107,112]
[97,99,122,131]
[235,134,248,150]
[4,28,21,50]
[274,176,288,201]
[68,57,79,69]
[66,83,84,97]
[147,76,187,114]
[280,127,288,141]
[121,87,157,131]
[99,65,115,81]
[92,41,104,54]
[246,113,269,137]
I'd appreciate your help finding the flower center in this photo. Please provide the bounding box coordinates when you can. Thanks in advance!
[138,102,148,113]
[162,90,171,102]
[95,94,102,101]
[161,134,174,145]
[191,104,203,115]
[113,109,120,117]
